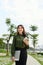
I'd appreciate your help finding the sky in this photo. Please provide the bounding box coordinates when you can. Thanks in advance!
[0,0,43,48]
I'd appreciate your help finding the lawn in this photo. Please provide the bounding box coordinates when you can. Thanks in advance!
[0,49,14,65]
[30,53,43,65]
[0,56,13,65]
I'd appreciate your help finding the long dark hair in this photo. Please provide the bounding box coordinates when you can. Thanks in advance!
[17,25,26,37]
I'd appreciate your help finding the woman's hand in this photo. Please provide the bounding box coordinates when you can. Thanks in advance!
[11,57,15,62]
[23,37,29,45]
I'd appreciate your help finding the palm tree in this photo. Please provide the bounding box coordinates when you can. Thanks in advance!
[3,18,17,56]
[30,25,38,50]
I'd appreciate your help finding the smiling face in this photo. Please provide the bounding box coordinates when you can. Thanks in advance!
[17,26,23,35]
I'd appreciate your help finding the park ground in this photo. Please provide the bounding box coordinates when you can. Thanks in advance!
[0,53,43,65]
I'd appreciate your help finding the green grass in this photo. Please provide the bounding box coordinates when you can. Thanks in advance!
[0,49,14,65]
[0,56,14,65]
[29,53,43,65]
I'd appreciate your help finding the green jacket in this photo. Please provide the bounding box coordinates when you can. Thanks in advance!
[11,34,29,56]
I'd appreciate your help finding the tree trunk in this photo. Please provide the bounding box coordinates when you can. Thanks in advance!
[6,40,9,56]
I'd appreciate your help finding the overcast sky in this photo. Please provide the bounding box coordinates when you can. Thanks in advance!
[0,0,43,47]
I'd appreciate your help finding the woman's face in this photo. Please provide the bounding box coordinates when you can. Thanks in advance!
[17,26,23,34]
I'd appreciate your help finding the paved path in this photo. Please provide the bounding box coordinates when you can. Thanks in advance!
[12,55,41,65]
[26,55,41,65]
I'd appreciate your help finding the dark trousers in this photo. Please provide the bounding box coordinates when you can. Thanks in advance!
[15,48,27,65]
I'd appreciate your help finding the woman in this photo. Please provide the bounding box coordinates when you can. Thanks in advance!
[11,25,29,65]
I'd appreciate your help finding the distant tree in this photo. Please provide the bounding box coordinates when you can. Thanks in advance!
[30,25,38,32]
[3,18,17,56]
[31,34,38,49]
[6,18,11,25]
[30,25,38,49]
[0,38,5,49]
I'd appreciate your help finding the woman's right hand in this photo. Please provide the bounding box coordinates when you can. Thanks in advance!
[11,57,15,62]
[23,37,29,45]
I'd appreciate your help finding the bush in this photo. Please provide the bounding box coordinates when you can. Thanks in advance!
[37,53,43,55]
[0,49,6,53]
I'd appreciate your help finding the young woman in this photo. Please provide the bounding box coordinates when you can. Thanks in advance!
[11,25,29,65]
